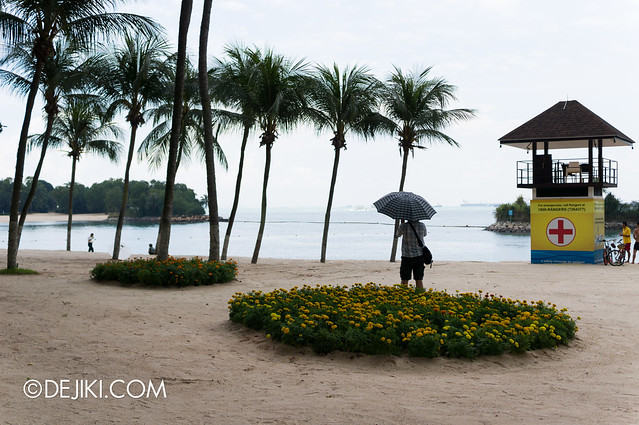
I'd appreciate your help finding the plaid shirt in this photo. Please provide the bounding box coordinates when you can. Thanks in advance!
[396,221,427,258]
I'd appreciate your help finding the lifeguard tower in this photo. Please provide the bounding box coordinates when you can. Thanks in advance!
[499,100,634,263]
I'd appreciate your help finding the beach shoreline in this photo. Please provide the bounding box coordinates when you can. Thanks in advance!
[0,212,109,223]
[0,249,638,423]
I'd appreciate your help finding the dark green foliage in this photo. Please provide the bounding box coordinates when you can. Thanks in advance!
[494,195,530,222]
[604,192,639,222]
[0,178,204,216]
[91,257,238,287]
[494,193,639,223]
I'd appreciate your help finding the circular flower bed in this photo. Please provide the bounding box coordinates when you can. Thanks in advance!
[228,283,578,358]
[91,257,238,286]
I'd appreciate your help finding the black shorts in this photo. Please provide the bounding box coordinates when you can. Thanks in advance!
[635,242,639,251]
[400,256,425,281]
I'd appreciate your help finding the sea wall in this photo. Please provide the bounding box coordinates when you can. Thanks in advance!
[484,221,530,233]
[485,221,628,234]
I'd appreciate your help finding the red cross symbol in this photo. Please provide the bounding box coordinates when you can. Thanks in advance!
[546,218,576,247]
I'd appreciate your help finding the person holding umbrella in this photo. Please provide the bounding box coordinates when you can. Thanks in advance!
[374,191,436,291]
[396,219,427,290]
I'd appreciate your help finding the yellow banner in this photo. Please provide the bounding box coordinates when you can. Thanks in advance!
[531,199,604,252]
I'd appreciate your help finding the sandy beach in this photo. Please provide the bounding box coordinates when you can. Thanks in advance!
[1,249,638,424]
[0,213,109,224]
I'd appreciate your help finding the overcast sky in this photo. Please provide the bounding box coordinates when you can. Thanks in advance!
[2,0,638,212]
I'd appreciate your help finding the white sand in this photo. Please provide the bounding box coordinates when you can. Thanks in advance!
[0,249,638,424]
[0,213,109,223]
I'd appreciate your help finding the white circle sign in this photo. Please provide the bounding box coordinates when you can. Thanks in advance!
[546,217,576,247]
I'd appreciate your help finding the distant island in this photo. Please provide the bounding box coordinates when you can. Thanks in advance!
[106,214,227,224]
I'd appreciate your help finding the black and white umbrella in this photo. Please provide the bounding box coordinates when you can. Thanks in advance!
[373,191,437,221]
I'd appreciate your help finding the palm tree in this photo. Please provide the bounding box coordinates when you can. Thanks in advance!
[306,64,390,263]
[0,0,159,269]
[138,59,227,173]
[210,44,259,261]
[90,33,170,260]
[44,97,121,250]
[246,47,309,264]
[0,40,86,245]
[197,0,221,261]
[383,66,475,262]
[156,0,193,261]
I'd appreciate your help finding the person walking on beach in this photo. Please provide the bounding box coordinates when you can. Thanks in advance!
[396,219,427,290]
[632,222,639,264]
[88,233,95,252]
[620,222,631,263]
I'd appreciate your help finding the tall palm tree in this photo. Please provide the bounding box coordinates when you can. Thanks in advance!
[197,0,221,261]
[90,33,170,260]
[138,59,227,172]
[0,0,158,269]
[383,66,475,262]
[0,40,86,245]
[247,47,309,264]
[210,44,259,261]
[306,64,390,263]
[156,0,193,261]
[44,97,122,250]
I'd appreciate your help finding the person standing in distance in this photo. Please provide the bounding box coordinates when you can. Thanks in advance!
[88,233,95,252]
[632,222,639,264]
[396,219,427,291]
[620,222,631,263]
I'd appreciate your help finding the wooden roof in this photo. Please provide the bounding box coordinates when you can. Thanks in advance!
[499,100,634,149]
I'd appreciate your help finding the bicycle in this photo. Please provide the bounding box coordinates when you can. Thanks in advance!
[603,239,625,266]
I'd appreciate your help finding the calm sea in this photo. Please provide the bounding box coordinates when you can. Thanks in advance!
[0,206,536,262]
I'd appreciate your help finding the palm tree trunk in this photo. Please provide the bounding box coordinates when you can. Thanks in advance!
[251,142,272,264]
[389,149,410,262]
[17,111,55,245]
[7,61,44,269]
[198,0,220,262]
[157,0,193,261]
[112,124,138,260]
[321,146,341,263]
[66,157,77,251]
[221,124,250,260]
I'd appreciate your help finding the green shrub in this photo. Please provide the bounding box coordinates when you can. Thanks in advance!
[228,284,578,359]
[91,257,237,287]
[494,195,530,222]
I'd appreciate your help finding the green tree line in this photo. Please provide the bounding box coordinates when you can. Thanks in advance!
[0,177,204,217]
[494,193,639,222]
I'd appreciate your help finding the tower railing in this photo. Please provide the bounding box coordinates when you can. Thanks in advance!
[516,157,618,187]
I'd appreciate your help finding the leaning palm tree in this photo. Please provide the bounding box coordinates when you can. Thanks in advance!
[90,33,170,260]
[0,0,159,269]
[44,97,122,250]
[156,0,193,261]
[306,64,391,263]
[247,47,309,264]
[210,43,259,261]
[0,40,86,245]
[383,66,475,262]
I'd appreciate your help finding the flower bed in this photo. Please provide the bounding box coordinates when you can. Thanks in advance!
[91,257,238,287]
[228,283,578,358]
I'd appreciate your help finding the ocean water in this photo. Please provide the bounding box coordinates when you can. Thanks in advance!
[0,206,532,262]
